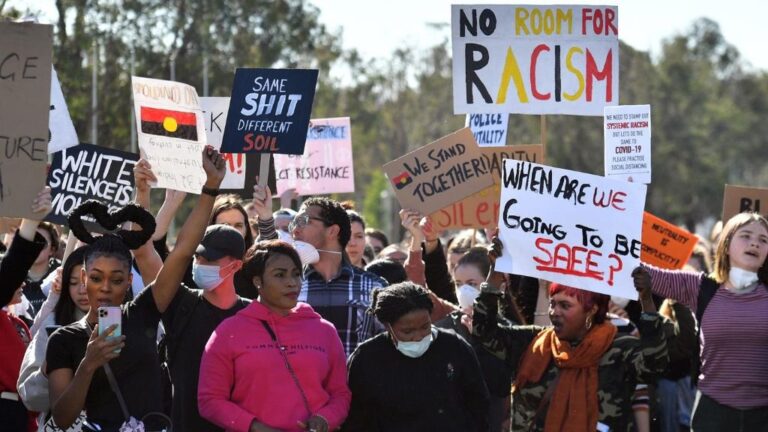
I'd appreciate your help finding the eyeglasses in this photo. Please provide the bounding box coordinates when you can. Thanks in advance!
[289,213,330,231]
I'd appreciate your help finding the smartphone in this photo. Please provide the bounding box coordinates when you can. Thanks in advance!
[98,306,122,352]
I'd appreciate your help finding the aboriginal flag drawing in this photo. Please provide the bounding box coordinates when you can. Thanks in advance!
[140,106,198,140]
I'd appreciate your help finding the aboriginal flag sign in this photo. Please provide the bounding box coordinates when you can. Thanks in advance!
[140,106,198,140]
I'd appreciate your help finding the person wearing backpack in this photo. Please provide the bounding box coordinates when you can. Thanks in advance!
[633,212,768,432]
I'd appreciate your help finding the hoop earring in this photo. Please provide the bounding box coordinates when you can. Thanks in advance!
[585,315,593,331]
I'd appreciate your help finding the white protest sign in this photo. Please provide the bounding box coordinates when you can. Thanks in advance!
[604,105,651,183]
[452,5,619,116]
[48,67,79,153]
[273,117,355,195]
[496,160,646,298]
[200,97,244,189]
[465,113,509,147]
[132,77,206,193]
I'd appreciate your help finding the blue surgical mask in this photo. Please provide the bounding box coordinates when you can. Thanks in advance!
[390,326,436,358]
[192,262,237,291]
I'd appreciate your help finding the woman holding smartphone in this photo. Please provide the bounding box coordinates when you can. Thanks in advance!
[46,147,226,431]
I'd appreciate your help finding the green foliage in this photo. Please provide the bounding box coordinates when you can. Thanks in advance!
[4,1,768,234]
[361,169,386,231]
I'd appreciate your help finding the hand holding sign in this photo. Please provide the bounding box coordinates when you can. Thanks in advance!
[399,209,426,246]
[133,159,158,193]
[31,186,53,218]
[251,178,273,220]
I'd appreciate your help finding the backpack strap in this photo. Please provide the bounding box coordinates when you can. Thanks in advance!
[691,276,719,385]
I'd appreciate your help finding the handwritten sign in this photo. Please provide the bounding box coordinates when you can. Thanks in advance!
[496,160,646,298]
[431,144,544,229]
[0,22,53,218]
[273,117,354,195]
[221,68,318,155]
[604,105,651,183]
[465,113,509,147]
[722,184,768,222]
[46,143,138,227]
[383,127,494,215]
[641,212,697,269]
[200,97,244,189]
[48,67,79,154]
[132,76,206,194]
[452,5,618,116]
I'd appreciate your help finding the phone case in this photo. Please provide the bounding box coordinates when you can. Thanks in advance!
[97,306,122,341]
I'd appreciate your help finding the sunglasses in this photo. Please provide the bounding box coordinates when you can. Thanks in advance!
[289,213,330,231]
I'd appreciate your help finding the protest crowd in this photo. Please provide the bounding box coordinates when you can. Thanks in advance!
[2,5,768,432]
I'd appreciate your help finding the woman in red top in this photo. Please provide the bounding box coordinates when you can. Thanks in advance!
[0,187,52,432]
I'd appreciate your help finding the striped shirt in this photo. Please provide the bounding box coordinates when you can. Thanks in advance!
[643,264,768,409]
[299,261,387,357]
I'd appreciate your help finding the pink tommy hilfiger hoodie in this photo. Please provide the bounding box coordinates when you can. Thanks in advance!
[198,301,351,432]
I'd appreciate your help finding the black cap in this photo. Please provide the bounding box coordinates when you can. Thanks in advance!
[196,224,246,261]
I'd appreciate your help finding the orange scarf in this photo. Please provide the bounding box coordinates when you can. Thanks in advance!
[514,323,617,432]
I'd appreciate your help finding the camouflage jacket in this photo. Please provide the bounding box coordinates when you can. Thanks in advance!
[473,289,668,432]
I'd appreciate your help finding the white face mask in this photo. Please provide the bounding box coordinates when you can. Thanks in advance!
[611,296,631,309]
[192,262,237,291]
[390,326,436,358]
[293,240,320,265]
[456,284,480,311]
[728,266,759,293]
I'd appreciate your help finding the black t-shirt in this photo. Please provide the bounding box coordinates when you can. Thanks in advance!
[46,287,163,432]
[343,328,490,432]
[162,286,250,432]
[23,258,60,316]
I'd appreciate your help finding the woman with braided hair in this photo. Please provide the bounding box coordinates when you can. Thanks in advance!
[46,147,226,431]
[342,282,490,432]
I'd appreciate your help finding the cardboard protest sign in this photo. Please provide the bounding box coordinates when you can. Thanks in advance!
[722,184,768,222]
[496,160,646,298]
[200,97,245,189]
[431,144,544,229]
[383,128,494,215]
[132,77,206,194]
[452,5,618,116]
[221,68,318,155]
[641,212,697,269]
[465,113,509,147]
[0,22,53,218]
[46,143,139,226]
[48,67,79,154]
[604,105,651,183]
[273,117,354,195]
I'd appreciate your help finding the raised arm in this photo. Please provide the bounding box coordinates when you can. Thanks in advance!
[624,279,669,381]
[0,187,51,306]
[473,237,540,369]
[153,189,187,242]
[252,179,277,241]
[150,147,226,313]
[632,263,703,311]
[420,217,459,304]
